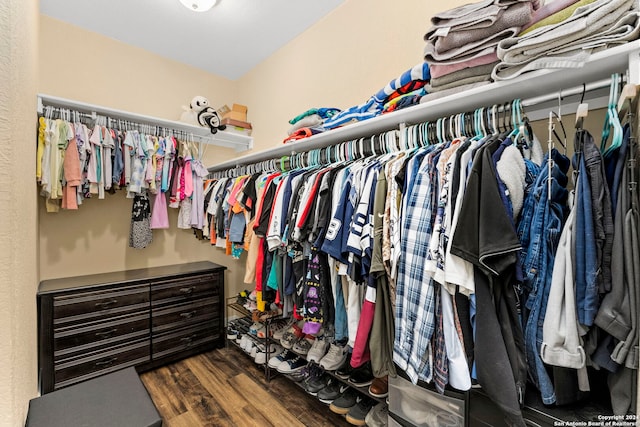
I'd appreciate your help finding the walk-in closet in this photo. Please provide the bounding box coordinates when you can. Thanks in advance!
[1,0,639,426]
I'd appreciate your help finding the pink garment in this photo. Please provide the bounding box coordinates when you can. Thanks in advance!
[227,176,249,207]
[61,136,82,210]
[150,192,170,229]
[520,0,581,32]
[429,51,499,79]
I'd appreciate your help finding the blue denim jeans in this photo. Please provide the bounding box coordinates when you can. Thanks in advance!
[518,150,570,405]
[574,132,601,327]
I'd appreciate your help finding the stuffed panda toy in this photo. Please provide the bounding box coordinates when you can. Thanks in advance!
[180,96,226,134]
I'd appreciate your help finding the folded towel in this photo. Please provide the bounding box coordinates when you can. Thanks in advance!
[520,0,582,34]
[420,81,492,103]
[288,114,323,135]
[430,62,499,88]
[372,62,430,104]
[425,74,492,93]
[429,51,499,79]
[498,0,635,65]
[426,0,539,39]
[425,27,519,63]
[493,11,640,80]
[434,2,533,53]
[386,80,428,102]
[520,0,597,36]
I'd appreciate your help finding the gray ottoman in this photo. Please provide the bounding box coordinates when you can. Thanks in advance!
[26,367,162,427]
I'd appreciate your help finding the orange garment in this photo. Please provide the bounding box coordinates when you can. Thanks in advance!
[61,137,82,210]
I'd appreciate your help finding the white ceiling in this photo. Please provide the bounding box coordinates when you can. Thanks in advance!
[40,0,345,80]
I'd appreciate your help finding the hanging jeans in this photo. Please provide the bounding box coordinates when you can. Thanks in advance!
[519,150,570,405]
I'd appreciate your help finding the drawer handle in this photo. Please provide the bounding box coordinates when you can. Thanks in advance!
[95,328,118,339]
[95,299,118,309]
[179,286,196,295]
[180,310,197,319]
[95,357,118,367]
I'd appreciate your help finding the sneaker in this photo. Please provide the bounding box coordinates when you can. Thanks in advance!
[320,343,349,371]
[249,322,262,335]
[368,376,388,398]
[244,340,256,355]
[250,344,259,358]
[334,351,354,379]
[305,372,332,396]
[307,338,330,363]
[364,402,389,427]
[329,388,359,415]
[255,344,284,365]
[268,349,296,369]
[317,381,345,404]
[348,362,373,387]
[238,334,250,350]
[226,327,239,340]
[273,318,295,341]
[277,356,307,374]
[345,396,376,426]
[292,334,315,355]
[280,323,304,349]
[287,363,313,382]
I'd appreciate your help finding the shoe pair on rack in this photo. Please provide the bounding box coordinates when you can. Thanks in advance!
[254,343,284,365]
[338,359,374,388]
[319,342,349,371]
[269,349,308,374]
[329,388,377,426]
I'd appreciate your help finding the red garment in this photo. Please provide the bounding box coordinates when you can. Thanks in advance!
[351,286,376,368]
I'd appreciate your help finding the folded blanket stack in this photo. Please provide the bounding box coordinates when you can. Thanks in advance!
[423,0,538,94]
[493,0,640,80]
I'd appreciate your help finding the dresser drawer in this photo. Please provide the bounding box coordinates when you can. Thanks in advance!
[152,323,220,360]
[53,285,149,324]
[54,339,150,390]
[151,273,220,306]
[152,298,220,334]
[54,312,150,360]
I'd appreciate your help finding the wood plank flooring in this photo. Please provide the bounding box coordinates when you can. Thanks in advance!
[140,345,351,427]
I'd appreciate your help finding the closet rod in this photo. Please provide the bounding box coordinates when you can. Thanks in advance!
[37,93,253,152]
[522,78,613,108]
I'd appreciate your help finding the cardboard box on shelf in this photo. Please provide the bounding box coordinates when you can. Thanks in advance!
[221,117,252,136]
[222,103,248,122]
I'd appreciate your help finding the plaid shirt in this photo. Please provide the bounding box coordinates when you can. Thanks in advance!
[394,147,443,384]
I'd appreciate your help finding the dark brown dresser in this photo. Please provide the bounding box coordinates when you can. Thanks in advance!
[37,261,226,394]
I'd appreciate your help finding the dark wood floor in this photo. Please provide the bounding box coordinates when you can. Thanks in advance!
[140,345,351,427]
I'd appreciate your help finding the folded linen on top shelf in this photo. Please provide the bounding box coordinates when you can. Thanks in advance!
[520,0,582,34]
[419,81,491,103]
[493,0,640,80]
[428,52,498,79]
[426,0,539,37]
[429,62,499,90]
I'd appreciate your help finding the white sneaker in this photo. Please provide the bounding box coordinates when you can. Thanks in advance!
[273,318,295,341]
[319,343,349,371]
[255,344,284,365]
[307,338,330,363]
[238,335,249,350]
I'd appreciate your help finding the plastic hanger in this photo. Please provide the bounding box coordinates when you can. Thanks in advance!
[601,73,624,154]
[575,83,589,131]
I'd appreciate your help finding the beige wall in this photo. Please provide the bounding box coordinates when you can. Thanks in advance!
[38,16,247,293]
[0,0,39,425]
[237,0,452,149]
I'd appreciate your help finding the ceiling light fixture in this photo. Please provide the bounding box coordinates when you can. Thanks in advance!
[179,0,218,12]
